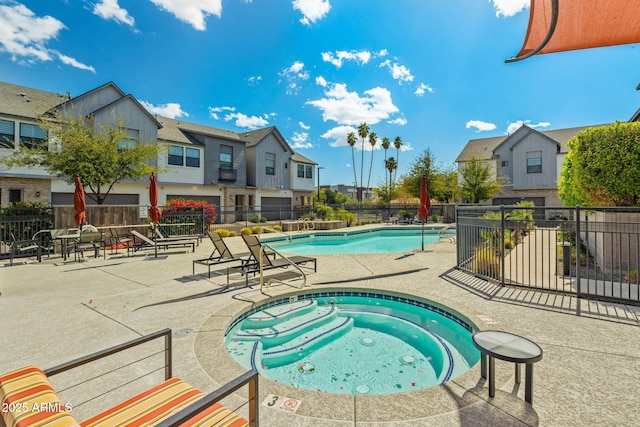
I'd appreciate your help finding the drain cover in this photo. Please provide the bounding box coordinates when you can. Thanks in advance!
[173,328,193,338]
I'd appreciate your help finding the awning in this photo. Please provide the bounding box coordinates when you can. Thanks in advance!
[507,0,640,62]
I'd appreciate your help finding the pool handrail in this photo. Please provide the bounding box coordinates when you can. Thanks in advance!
[257,243,307,291]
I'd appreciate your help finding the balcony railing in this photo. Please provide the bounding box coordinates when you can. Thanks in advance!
[218,167,237,181]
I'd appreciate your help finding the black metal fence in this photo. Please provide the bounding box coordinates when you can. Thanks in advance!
[456,205,640,305]
[0,207,55,260]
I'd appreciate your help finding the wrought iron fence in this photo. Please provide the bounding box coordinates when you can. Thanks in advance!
[456,205,640,305]
[0,207,55,260]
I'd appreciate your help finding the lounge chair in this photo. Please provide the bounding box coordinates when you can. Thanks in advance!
[152,224,201,246]
[235,234,316,285]
[192,231,256,278]
[128,230,196,258]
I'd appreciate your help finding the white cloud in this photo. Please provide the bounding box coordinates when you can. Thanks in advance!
[0,2,94,72]
[316,76,327,87]
[307,82,399,126]
[387,117,407,126]
[321,50,372,68]
[291,131,313,149]
[491,0,529,18]
[208,105,236,120]
[322,125,357,148]
[279,61,310,95]
[224,112,271,130]
[55,51,95,73]
[299,121,310,130]
[149,0,222,31]
[466,120,496,132]
[414,83,433,96]
[506,120,551,135]
[293,0,331,25]
[247,75,262,85]
[140,100,189,119]
[379,59,414,84]
[93,0,135,26]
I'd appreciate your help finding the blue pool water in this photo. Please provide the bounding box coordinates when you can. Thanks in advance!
[263,227,454,255]
[224,291,479,395]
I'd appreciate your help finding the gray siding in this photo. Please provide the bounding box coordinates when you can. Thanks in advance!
[511,134,558,190]
[248,134,291,189]
[203,137,246,187]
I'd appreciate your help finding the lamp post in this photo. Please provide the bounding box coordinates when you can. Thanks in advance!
[317,166,324,205]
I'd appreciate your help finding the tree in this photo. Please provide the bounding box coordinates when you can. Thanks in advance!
[385,156,398,189]
[559,121,640,206]
[1,111,161,204]
[347,132,358,196]
[374,177,398,203]
[459,156,502,203]
[381,137,391,186]
[402,149,438,198]
[366,132,377,193]
[357,123,369,202]
[393,136,402,182]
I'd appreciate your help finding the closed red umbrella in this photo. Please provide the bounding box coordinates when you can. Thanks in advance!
[149,172,162,224]
[73,177,86,226]
[418,175,430,251]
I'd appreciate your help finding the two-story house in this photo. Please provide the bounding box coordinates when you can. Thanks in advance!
[456,124,598,207]
[0,80,316,212]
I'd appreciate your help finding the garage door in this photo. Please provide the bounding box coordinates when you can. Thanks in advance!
[261,197,292,220]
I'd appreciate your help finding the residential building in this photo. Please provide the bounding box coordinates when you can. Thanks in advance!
[0,81,316,212]
[456,124,601,207]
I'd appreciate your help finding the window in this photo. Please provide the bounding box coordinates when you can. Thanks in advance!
[19,123,47,150]
[305,165,313,178]
[265,152,275,176]
[0,119,14,149]
[297,164,305,178]
[118,128,138,150]
[9,189,22,204]
[526,152,542,174]
[185,148,200,167]
[220,145,233,169]
[501,160,509,167]
[168,145,183,166]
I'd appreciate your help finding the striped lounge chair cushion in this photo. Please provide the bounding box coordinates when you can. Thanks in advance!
[179,402,248,427]
[80,377,203,427]
[0,366,79,427]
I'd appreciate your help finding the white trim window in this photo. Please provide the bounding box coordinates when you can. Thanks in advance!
[0,119,14,149]
[526,151,542,174]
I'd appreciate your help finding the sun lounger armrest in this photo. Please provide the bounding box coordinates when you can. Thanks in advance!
[155,370,259,427]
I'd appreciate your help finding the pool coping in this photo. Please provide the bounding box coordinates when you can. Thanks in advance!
[194,284,515,424]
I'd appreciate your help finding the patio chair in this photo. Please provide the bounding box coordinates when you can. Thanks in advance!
[128,230,195,258]
[193,231,256,278]
[237,233,316,285]
[109,227,134,254]
[32,228,68,257]
[0,229,42,266]
[71,231,106,261]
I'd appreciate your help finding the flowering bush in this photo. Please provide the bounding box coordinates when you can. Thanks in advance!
[162,199,216,234]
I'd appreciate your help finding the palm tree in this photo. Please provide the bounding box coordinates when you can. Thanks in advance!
[385,156,398,186]
[347,132,358,197]
[366,132,377,194]
[381,137,390,186]
[357,123,369,202]
[393,136,402,182]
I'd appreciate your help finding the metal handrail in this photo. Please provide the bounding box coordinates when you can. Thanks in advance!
[258,243,307,291]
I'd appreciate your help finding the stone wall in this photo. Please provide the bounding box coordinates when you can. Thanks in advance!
[0,177,50,207]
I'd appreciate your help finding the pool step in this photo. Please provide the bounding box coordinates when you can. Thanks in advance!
[241,299,317,329]
[261,316,354,368]
[234,305,339,349]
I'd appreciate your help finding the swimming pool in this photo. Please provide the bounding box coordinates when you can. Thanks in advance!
[262,226,455,255]
[224,290,479,395]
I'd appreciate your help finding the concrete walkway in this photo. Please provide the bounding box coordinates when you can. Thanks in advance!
[1,227,639,426]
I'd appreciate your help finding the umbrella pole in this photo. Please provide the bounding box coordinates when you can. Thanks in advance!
[421,220,425,251]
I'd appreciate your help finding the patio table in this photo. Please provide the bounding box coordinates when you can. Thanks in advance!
[472,330,543,405]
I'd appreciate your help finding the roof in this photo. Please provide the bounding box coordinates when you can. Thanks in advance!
[508,0,640,62]
[240,126,293,153]
[92,93,162,129]
[157,116,245,146]
[0,81,68,119]
[456,124,604,162]
[291,152,317,165]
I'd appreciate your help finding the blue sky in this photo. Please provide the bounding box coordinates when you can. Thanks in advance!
[1,0,639,186]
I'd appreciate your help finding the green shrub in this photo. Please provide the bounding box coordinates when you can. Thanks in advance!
[333,208,356,226]
[398,209,413,220]
[430,214,441,222]
[240,227,252,235]
[273,225,282,231]
[475,247,501,279]
[315,204,335,220]
[228,230,237,237]
[215,228,230,238]
[249,215,261,223]
[252,226,262,234]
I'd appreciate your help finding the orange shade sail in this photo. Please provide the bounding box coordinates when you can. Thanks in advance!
[508,0,640,62]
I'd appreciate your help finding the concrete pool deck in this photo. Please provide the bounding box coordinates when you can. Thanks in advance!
[1,225,639,426]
